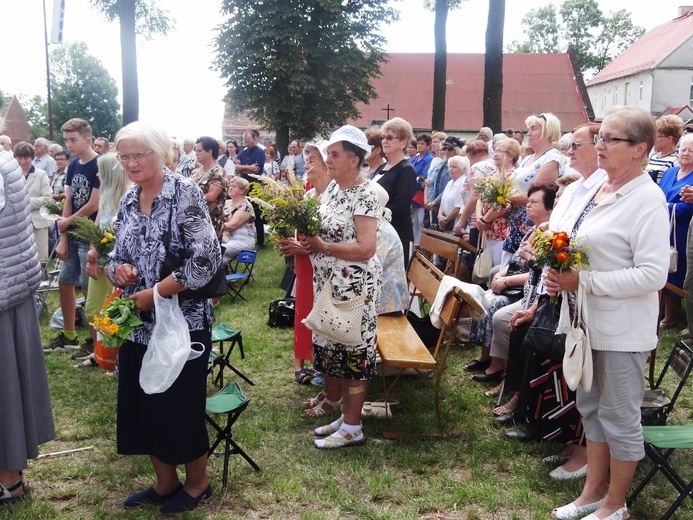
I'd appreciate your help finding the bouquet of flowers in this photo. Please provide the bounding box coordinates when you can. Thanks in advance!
[473,175,515,212]
[92,295,143,348]
[531,229,589,273]
[248,174,323,239]
[69,217,115,266]
[43,199,64,216]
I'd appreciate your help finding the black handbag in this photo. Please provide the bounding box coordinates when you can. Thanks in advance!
[159,179,228,300]
[499,260,527,301]
[523,294,566,362]
[268,298,295,328]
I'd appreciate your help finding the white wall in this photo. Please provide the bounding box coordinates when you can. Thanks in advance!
[652,69,693,115]
[587,72,654,119]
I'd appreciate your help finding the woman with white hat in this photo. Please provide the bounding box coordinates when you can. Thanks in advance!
[299,125,382,449]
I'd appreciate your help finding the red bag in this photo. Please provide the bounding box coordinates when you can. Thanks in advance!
[412,190,425,207]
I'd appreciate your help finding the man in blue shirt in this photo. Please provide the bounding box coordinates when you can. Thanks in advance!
[236,129,267,248]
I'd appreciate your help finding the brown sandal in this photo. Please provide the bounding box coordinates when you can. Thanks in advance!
[493,394,519,417]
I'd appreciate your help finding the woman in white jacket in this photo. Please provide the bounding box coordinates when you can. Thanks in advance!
[14,142,52,262]
[546,107,669,520]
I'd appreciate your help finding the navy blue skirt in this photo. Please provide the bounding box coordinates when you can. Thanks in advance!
[117,328,211,465]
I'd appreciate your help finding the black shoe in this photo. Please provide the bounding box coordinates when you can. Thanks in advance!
[124,484,183,508]
[495,410,525,427]
[471,370,504,383]
[160,485,212,514]
[504,423,540,442]
[464,358,492,372]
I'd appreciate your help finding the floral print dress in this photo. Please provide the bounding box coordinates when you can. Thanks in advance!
[190,164,228,241]
[310,181,382,379]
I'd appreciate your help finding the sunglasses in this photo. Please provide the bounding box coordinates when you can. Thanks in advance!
[441,146,454,152]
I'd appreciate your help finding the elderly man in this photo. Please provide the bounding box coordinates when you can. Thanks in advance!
[280,140,306,178]
[176,137,197,177]
[48,143,63,158]
[236,129,266,249]
[33,138,57,180]
[0,135,12,155]
[93,137,110,155]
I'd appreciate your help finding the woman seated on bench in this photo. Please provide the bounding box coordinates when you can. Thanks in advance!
[467,183,557,404]
[221,177,256,263]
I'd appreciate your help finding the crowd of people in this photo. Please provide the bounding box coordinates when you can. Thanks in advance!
[0,104,688,518]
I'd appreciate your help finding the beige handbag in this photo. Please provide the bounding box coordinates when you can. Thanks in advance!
[561,284,593,392]
[471,234,493,284]
[669,204,678,273]
[303,268,365,346]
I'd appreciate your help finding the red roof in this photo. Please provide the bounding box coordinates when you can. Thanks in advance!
[588,11,693,86]
[349,53,589,133]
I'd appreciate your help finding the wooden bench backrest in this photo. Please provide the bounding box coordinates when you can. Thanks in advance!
[420,233,459,263]
[422,228,477,254]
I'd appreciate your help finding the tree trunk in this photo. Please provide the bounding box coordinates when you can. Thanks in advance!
[276,125,290,160]
[119,0,138,125]
[431,0,448,132]
[482,0,505,133]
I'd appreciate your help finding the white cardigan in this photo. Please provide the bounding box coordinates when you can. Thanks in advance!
[577,173,669,352]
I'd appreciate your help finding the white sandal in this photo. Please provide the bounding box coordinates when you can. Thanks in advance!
[552,498,602,519]
[582,505,629,520]
[305,397,342,418]
[0,480,24,504]
[315,417,343,437]
[314,427,366,449]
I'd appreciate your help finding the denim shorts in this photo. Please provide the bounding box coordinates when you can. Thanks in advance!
[58,240,90,288]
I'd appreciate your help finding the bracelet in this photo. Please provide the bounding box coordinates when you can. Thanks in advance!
[325,243,331,256]
[503,277,509,287]
[480,217,489,224]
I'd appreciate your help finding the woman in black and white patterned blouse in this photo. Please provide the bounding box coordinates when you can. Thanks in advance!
[106,122,221,514]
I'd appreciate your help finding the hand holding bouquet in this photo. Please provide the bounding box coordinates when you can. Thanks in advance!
[473,175,515,212]
[248,175,323,239]
[532,229,589,302]
[93,293,143,348]
[69,217,115,266]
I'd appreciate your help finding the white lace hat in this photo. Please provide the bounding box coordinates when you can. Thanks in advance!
[319,125,372,160]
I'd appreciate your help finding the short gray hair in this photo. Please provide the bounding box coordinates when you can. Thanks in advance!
[605,106,656,156]
[448,155,470,173]
[115,122,173,168]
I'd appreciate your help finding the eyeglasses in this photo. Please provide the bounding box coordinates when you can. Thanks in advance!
[594,134,634,146]
[568,141,594,151]
[495,149,508,154]
[382,134,399,141]
[441,146,454,152]
[116,150,154,163]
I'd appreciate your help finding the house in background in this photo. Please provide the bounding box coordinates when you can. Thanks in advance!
[349,52,592,137]
[0,95,31,144]
[587,7,693,120]
[222,52,592,141]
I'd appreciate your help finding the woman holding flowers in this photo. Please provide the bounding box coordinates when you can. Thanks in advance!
[72,153,132,365]
[437,155,471,234]
[546,107,669,520]
[278,143,332,385]
[107,122,221,514]
[298,125,382,449]
[475,138,521,265]
[500,113,564,268]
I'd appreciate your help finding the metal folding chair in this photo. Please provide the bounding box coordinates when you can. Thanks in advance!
[225,250,257,301]
[205,382,260,487]
[208,323,254,387]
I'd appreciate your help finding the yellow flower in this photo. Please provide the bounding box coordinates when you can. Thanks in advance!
[102,315,111,326]
[100,237,108,244]
[107,323,120,335]
[497,196,506,205]
[105,232,114,239]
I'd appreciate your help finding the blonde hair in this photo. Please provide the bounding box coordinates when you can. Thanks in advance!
[525,113,561,145]
[381,117,414,151]
[230,177,250,194]
[656,114,684,141]
[496,138,521,164]
[98,153,131,215]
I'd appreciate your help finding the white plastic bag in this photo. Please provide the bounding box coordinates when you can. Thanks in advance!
[140,284,199,394]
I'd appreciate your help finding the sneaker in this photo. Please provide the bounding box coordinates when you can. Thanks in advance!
[70,337,95,359]
[43,333,80,353]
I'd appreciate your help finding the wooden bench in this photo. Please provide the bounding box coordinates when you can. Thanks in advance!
[376,251,484,438]
[420,228,477,281]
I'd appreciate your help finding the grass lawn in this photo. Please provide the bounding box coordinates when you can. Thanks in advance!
[4,245,693,519]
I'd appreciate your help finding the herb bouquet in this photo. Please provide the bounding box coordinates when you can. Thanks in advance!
[248,175,323,239]
[69,217,115,267]
[473,174,515,212]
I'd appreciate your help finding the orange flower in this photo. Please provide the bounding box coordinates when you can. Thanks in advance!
[555,251,569,262]
[552,239,567,250]
[556,231,570,242]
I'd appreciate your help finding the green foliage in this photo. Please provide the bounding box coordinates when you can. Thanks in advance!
[18,94,50,140]
[0,90,4,110]
[215,0,398,140]
[50,42,122,141]
[507,0,644,76]
[88,0,174,40]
